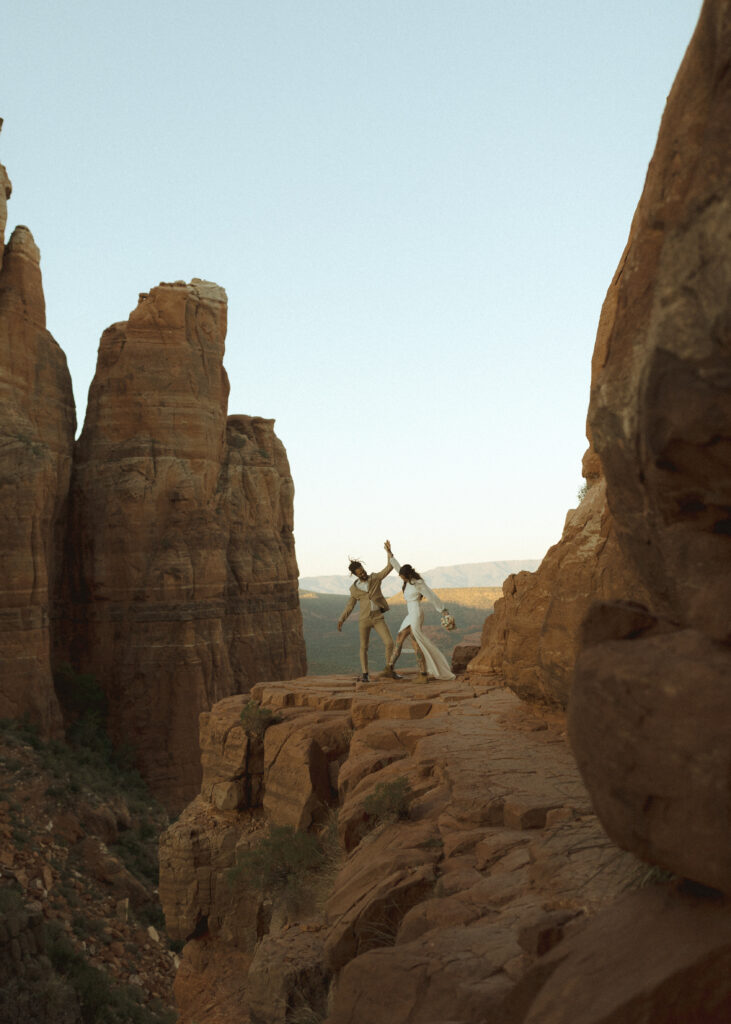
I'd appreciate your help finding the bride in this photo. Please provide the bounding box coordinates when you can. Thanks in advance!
[384,540,456,681]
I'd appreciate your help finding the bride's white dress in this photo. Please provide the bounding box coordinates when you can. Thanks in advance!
[389,555,456,681]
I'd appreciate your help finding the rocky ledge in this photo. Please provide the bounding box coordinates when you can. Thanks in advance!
[159,674,731,1023]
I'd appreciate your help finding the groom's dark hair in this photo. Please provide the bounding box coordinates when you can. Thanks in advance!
[348,559,364,574]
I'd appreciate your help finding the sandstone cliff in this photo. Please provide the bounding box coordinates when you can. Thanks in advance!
[468,1,730,711]
[0,127,306,799]
[468,478,649,705]
[160,674,731,1024]
[56,281,306,809]
[0,211,76,735]
[569,0,731,896]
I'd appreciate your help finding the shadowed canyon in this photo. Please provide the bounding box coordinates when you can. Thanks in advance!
[1,1,730,1022]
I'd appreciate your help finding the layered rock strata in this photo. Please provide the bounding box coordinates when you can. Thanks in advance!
[470,0,730,727]
[0,218,76,735]
[468,479,649,706]
[160,676,730,1024]
[0,129,305,798]
[58,281,306,808]
[570,0,731,895]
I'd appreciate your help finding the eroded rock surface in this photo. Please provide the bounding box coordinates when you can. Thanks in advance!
[522,885,731,1024]
[468,479,649,706]
[58,281,305,808]
[585,0,731,640]
[160,675,658,1024]
[570,0,731,897]
[0,222,76,735]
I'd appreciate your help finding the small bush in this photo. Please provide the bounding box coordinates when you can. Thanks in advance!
[638,865,677,888]
[363,777,413,826]
[577,482,588,503]
[0,714,43,749]
[0,881,25,913]
[110,829,159,887]
[230,824,324,901]
[240,699,278,739]
[45,921,176,1023]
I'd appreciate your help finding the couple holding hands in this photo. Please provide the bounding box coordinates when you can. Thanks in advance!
[337,540,456,683]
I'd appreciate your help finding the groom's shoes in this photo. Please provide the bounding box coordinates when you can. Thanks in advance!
[380,667,402,679]
[355,673,370,683]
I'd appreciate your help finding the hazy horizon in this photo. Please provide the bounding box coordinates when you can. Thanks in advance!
[299,556,542,590]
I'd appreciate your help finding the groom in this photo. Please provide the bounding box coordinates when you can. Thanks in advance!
[337,545,399,682]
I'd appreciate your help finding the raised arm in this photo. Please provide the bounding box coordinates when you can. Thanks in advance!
[372,560,394,583]
[415,578,447,614]
[371,539,395,582]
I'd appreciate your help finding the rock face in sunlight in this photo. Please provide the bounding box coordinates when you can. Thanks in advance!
[0,214,76,735]
[160,672,731,1024]
[569,0,731,895]
[469,1,731,723]
[467,475,649,706]
[0,123,306,806]
[56,281,306,810]
[159,677,645,1024]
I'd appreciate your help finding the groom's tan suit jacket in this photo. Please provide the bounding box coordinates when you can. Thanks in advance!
[338,562,393,626]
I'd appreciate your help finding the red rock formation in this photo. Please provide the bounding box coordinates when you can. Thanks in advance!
[58,281,306,809]
[0,218,76,735]
[222,414,305,688]
[570,0,731,895]
[0,142,11,266]
[584,3,731,639]
[160,675,677,1024]
[468,479,649,706]
[522,885,731,1024]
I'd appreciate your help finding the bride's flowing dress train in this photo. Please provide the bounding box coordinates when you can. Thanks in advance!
[389,554,456,681]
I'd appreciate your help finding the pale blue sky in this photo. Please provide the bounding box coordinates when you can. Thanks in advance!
[3,1,702,575]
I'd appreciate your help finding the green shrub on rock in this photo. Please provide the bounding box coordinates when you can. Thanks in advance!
[232,824,324,894]
[363,777,413,826]
[239,699,279,739]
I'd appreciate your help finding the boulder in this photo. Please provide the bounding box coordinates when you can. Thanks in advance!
[450,632,482,674]
[586,0,731,641]
[522,885,731,1024]
[570,627,731,894]
[570,0,731,895]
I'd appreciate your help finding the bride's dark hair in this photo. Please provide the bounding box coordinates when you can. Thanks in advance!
[400,563,422,591]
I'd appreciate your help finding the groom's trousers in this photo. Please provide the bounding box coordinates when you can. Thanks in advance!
[359,614,394,674]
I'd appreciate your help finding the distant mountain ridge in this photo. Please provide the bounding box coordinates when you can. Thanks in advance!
[299,559,541,596]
